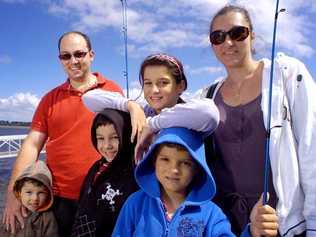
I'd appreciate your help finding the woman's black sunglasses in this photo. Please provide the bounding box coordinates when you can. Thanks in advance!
[209,26,250,45]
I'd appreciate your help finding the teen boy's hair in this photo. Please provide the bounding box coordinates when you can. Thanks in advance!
[152,142,195,165]
[14,177,48,193]
[154,142,187,157]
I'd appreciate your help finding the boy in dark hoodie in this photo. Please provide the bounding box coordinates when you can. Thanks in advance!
[0,160,58,237]
[71,109,138,237]
[112,127,253,236]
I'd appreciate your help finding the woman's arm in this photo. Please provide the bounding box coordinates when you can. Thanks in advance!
[285,57,316,235]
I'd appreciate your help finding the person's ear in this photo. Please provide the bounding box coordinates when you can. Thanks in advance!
[250,32,256,54]
[177,80,186,95]
[251,31,255,40]
[89,50,95,61]
[15,191,21,201]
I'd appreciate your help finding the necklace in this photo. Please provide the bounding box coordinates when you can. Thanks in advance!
[224,62,263,105]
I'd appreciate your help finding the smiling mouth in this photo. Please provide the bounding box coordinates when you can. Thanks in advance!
[166,177,180,182]
[29,204,39,208]
[150,96,163,101]
[70,68,81,71]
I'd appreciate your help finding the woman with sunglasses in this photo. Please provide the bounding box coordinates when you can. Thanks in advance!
[204,4,316,237]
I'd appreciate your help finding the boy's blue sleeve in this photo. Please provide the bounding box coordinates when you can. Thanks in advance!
[240,224,252,237]
[204,205,237,236]
[112,195,136,237]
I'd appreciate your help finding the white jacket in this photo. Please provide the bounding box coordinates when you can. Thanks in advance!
[203,53,316,237]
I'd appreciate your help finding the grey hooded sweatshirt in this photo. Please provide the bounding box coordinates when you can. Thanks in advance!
[0,160,58,237]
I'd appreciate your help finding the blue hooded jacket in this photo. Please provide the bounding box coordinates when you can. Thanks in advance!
[112,127,250,237]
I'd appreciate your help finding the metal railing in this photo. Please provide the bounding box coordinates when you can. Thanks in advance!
[0,135,45,159]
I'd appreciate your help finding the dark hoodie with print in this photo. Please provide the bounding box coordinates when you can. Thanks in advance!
[71,109,138,237]
[0,160,58,237]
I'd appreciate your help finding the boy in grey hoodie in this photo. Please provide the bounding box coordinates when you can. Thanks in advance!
[0,160,58,237]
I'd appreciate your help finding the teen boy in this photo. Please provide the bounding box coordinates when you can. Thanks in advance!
[112,127,243,236]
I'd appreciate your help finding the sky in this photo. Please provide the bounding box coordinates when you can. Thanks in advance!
[0,0,315,122]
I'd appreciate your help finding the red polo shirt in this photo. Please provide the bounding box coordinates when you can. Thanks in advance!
[32,73,123,199]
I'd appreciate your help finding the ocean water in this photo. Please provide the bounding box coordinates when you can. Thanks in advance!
[0,126,30,136]
[0,127,30,214]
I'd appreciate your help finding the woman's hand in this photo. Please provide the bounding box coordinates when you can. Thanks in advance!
[250,194,278,237]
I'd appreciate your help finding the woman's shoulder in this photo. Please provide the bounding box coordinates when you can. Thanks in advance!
[275,52,306,71]
[201,79,223,98]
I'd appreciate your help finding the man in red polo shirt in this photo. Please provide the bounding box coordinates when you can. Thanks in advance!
[2,31,123,236]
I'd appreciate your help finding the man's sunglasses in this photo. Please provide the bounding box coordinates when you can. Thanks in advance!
[58,51,88,61]
[209,26,250,45]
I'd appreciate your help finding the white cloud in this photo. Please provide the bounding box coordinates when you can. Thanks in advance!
[123,80,144,102]
[242,0,316,58]
[48,0,124,31]
[0,93,40,122]
[0,55,12,64]
[44,0,315,59]
[190,66,223,75]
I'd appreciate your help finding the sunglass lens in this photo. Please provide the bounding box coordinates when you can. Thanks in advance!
[73,51,87,58]
[58,54,71,60]
[210,31,226,45]
[230,26,249,41]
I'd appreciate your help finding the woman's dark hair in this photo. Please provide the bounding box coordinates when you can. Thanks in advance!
[210,5,254,33]
[139,53,187,91]
[58,31,92,52]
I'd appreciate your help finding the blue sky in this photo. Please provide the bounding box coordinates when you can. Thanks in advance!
[0,0,315,121]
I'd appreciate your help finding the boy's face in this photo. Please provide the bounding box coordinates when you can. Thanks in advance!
[20,181,49,212]
[154,146,197,197]
[96,124,119,162]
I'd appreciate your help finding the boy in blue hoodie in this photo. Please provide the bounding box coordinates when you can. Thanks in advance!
[113,127,252,236]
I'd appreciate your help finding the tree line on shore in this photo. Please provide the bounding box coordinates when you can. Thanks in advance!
[0,120,31,127]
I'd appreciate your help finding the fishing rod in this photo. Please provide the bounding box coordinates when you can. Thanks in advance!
[120,0,129,98]
[263,0,286,205]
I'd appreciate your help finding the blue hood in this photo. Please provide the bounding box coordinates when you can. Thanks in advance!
[135,127,216,204]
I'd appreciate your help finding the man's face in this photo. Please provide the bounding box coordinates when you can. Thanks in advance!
[59,33,94,81]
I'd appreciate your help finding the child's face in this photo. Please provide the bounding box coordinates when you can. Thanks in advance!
[155,146,197,197]
[20,181,49,212]
[143,65,185,113]
[96,124,119,162]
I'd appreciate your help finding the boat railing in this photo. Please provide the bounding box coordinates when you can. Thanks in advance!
[0,134,46,159]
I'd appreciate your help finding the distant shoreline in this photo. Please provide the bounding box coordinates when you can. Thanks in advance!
[0,125,30,129]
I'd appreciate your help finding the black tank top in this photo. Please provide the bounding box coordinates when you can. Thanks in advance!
[211,91,277,234]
